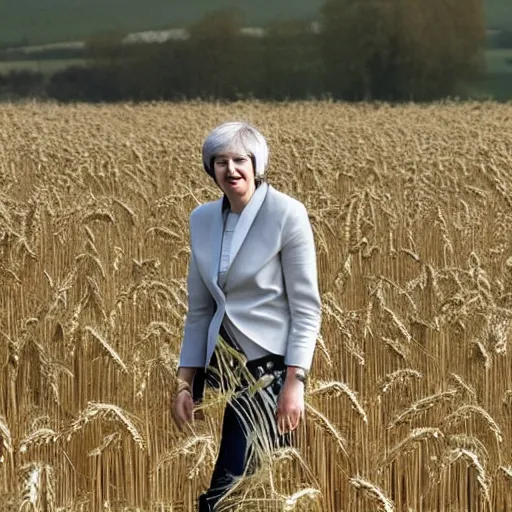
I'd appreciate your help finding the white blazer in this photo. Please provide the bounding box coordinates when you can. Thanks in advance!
[178,182,322,371]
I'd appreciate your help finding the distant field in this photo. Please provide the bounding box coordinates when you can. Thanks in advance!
[3,50,511,76]
[485,48,512,74]
[0,0,510,46]
[0,58,86,75]
[472,74,512,101]
[466,48,512,101]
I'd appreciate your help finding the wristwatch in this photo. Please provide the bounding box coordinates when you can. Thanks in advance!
[292,368,308,384]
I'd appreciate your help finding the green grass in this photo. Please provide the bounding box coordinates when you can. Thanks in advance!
[466,73,512,102]
[463,48,512,102]
[0,0,510,47]
[485,48,512,74]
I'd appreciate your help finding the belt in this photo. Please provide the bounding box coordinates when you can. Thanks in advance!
[192,351,285,403]
[245,353,286,380]
[191,320,286,403]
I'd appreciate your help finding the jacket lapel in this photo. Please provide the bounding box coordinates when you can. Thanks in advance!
[227,182,269,274]
[209,198,225,291]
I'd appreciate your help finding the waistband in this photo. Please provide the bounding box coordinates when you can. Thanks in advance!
[245,353,286,379]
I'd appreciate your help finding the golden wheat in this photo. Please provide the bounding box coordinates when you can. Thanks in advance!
[0,100,511,511]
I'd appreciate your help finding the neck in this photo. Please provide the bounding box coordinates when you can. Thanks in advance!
[227,186,256,214]
[229,196,250,214]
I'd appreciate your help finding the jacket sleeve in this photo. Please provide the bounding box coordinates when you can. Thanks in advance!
[281,202,322,370]
[178,240,215,369]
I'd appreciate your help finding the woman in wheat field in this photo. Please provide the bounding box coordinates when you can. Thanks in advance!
[171,121,322,511]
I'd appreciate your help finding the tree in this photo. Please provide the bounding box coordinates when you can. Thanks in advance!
[188,7,245,40]
[320,0,486,100]
[85,31,126,66]
[262,19,324,99]
[186,8,249,99]
[265,19,312,38]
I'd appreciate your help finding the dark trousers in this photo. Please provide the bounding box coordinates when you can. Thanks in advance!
[197,354,292,512]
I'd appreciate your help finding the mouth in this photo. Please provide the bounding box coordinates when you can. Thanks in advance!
[226,176,242,186]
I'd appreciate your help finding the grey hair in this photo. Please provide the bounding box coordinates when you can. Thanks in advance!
[202,121,269,181]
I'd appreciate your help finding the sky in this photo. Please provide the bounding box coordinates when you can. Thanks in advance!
[0,0,509,47]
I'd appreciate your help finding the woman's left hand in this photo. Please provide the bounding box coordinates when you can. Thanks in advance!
[276,377,305,435]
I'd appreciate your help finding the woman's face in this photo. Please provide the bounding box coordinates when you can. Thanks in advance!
[213,150,256,207]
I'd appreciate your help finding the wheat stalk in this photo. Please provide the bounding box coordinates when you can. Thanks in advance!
[448,373,477,402]
[349,476,394,512]
[19,463,55,512]
[0,415,13,458]
[19,428,58,453]
[161,435,217,479]
[442,404,503,444]
[379,369,422,394]
[447,434,489,463]
[381,427,444,467]
[305,403,348,458]
[500,466,512,479]
[2,101,512,512]
[444,448,491,507]
[82,210,116,224]
[64,402,146,450]
[283,487,321,511]
[87,432,122,457]
[388,389,458,428]
[309,380,368,424]
[84,325,128,373]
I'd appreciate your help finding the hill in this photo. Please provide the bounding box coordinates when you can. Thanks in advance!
[0,0,318,47]
[1,0,510,47]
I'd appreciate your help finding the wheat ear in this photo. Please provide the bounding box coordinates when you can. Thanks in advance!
[349,476,394,512]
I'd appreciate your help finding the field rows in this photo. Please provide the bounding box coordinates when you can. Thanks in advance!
[0,101,512,511]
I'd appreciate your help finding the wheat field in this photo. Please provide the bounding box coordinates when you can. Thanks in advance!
[0,100,511,512]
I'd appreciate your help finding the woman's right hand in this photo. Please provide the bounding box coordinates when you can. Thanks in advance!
[171,389,195,431]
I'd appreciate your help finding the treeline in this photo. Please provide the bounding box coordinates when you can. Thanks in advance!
[1,1,488,102]
[49,33,325,102]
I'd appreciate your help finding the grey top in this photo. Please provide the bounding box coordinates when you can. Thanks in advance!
[218,211,271,361]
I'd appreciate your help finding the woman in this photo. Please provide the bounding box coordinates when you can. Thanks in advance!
[171,121,322,511]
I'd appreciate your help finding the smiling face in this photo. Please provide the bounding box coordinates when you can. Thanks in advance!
[213,151,256,213]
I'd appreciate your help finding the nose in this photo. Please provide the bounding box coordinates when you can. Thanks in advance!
[227,159,236,173]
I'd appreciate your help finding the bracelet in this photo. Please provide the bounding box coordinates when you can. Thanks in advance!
[176,379,192,396]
